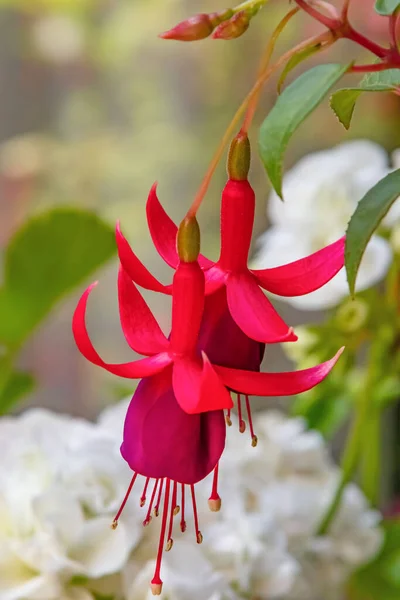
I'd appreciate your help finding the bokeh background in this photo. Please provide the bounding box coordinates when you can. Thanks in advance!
[0,0,399,419]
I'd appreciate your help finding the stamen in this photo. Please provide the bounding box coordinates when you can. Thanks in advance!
[111,472,138,529]
[140,477,150,507]
[180,483,186,533]
[154,478,164,517]
[208,463,221,512]
[225,408,232,426]
[237,393,246,433]
[143,479,159,526]
[166,481,178,551]
[190,484,203,544]
[151,478,171,596]
[245,394,258,447]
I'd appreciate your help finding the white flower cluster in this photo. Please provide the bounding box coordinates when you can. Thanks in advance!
[0,402,382,600]
[253,140,399,310]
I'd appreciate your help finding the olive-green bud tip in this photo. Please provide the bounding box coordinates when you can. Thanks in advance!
[177,216,200,262]
[227,133,250,180]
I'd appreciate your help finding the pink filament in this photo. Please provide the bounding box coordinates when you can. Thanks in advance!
[113,472,138,524]
[180,483,186,532]
[245,394,256,439]
[140,477,150,507]
[154,478,164,517]
[210,463,220,500]
[237,393,246,432]
[143,479,159,526]
[190,484,202,543]
[151,478,171,587]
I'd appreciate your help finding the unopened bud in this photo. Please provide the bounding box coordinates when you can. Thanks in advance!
[177,216,200,262]
[160,14,214,41]
[160,10,234,42]
[227,132,251,180]
[213,11,250,40]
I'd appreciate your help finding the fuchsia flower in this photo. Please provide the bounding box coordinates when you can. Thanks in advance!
[72,134,345,595]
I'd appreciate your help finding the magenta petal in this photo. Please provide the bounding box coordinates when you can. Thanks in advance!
[121,373,226,484]
[146,183,214,270]
[199,287,265,371]
[72,283,172,378]
[118,267,169,355]
[204,265,227,295]
[226,273,297,343]
[215,347,344,396]
[116,222,172,294]
[252,237,345,296]
[172,354,233,414]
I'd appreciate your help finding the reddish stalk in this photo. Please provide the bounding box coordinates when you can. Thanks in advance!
[151,479,171,595]
[112,472,138,528]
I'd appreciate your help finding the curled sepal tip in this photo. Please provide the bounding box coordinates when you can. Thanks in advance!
[177,216,200,263]
[227,132,251,180]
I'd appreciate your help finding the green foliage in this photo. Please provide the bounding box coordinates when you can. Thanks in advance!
[350,520,400,600]
[277,43,323,94]
[345,169,400,296]
[331,69,400,129]
[0,209,116,347]
[259,63,348,198]
[375,0,400,15]
[0,370,35,415]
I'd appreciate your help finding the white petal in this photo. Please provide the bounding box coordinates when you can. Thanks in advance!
[69,517,133,578]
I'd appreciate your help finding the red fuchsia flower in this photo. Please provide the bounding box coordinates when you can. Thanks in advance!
[115,134,345,441]
[73,213,343,594]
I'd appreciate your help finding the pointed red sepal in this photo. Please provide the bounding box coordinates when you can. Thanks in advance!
[252,237,345,296]
[116,222,172,294]
[118,267,170,356]
[146,183,214,270]
[72,282,172,378]
[226,273,297,343]
[214,347,344,396]
[172,353,233,414]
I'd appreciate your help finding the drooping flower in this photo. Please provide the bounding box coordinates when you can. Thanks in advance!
[73,212,343,594]
[253,140,393,310]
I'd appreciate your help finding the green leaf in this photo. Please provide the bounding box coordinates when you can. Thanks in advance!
[277,43,323,94]
[259,63,349,197]
[346,169,400,296]
[0,370,35,414]
[375,0,400,15]
[331,68,400,129]
[0,209,116,345]
[351,520,400,600]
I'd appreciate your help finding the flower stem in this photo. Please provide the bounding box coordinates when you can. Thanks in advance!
[241,6,300,135]
[360,407,381,506]
[186,28,335,218]
[234,0,267,15]
[317,399,366,535]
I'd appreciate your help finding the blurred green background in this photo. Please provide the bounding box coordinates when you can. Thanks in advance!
[0,0,399,418]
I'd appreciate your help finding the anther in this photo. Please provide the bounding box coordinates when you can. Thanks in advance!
[208,463,221,512]
[140,477,150,507]
[196,531,203,544]
[252,435,258,447]
[225,409,232,426]
[165,538,173,551]
[111,520,118,530]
